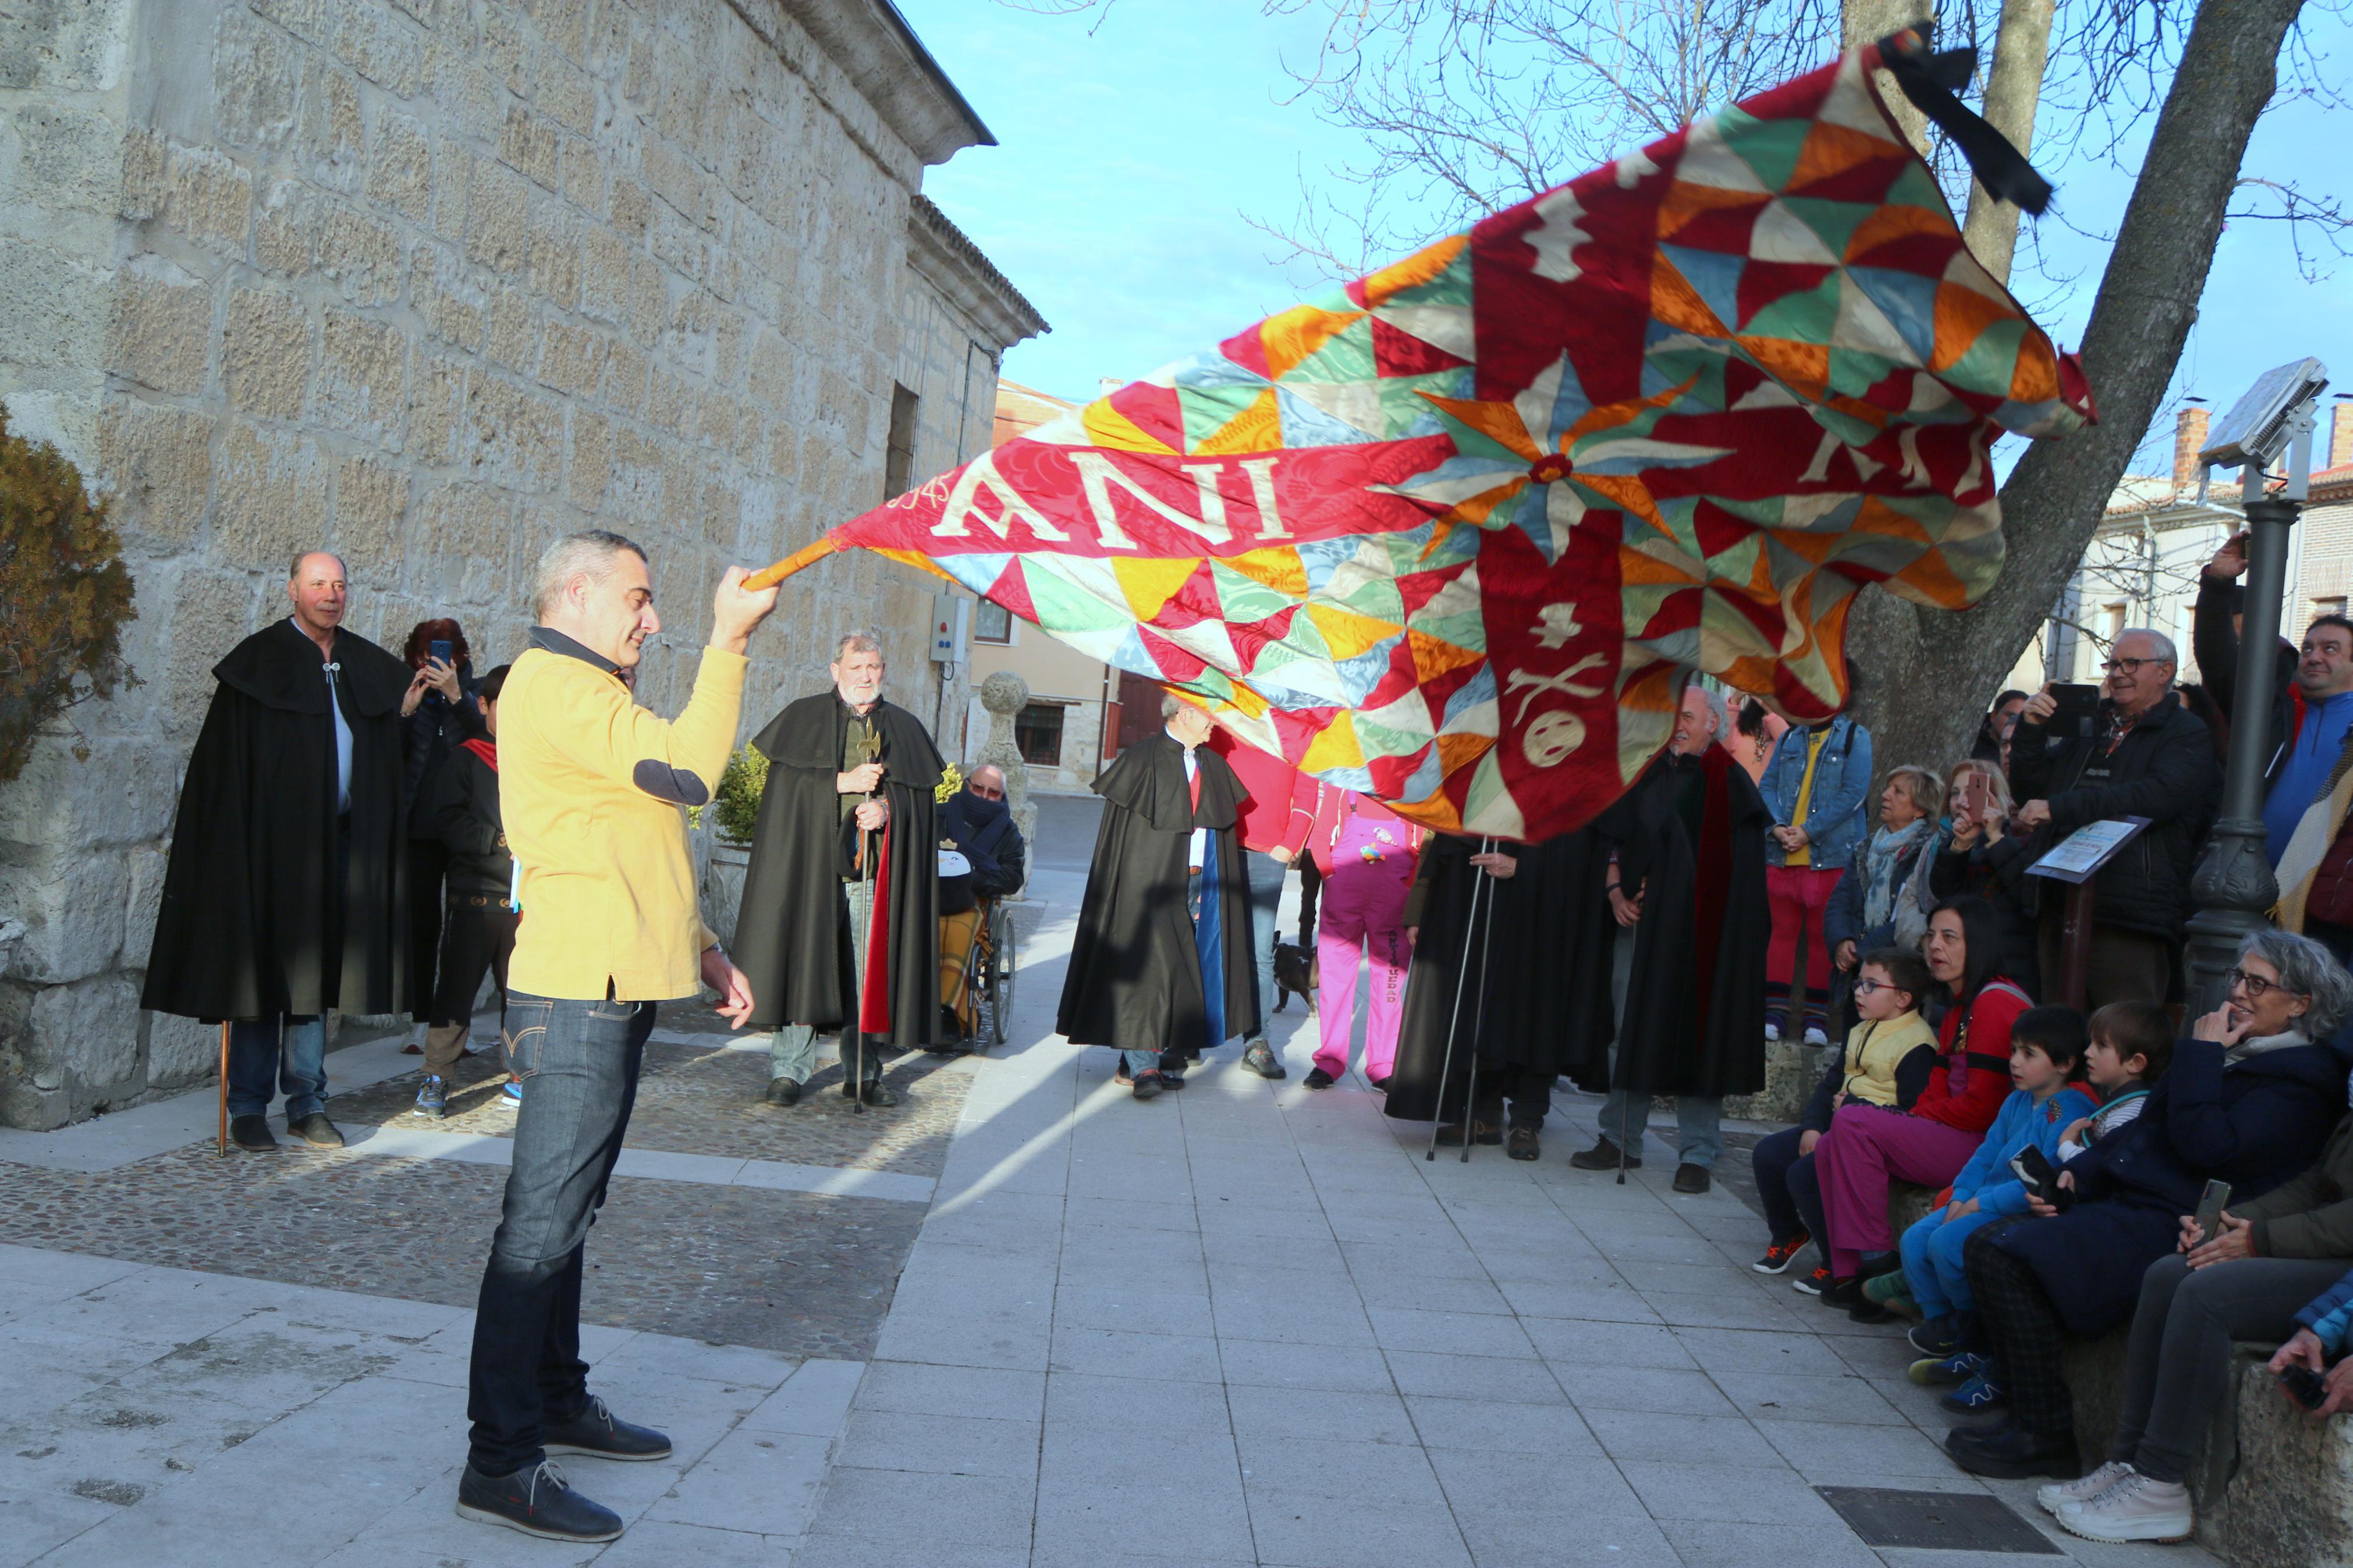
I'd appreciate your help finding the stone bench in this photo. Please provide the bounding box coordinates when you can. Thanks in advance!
[1878,1179,2353,1567]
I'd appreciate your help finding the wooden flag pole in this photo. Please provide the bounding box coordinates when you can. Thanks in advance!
[743,535,840,592]
[217,1021,230,1154]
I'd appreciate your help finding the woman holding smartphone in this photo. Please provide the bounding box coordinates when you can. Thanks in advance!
[1926,759,2039,995]
[399,617,486,1048]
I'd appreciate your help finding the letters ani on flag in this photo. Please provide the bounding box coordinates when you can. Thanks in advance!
[771,40,2092,841]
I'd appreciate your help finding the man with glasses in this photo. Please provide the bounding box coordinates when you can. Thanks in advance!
[2010,630,2221,1007]
[936,764,1025,1039]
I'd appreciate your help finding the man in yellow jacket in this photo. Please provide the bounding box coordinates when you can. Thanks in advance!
[457,529,775,1545]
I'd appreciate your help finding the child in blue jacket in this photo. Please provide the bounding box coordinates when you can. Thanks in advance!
[1889,1004,2095,1358]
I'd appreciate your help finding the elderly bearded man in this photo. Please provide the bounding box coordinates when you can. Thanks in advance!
[456,531,775,1542]
[1571,682,1772,1193]
[1060,694,1261,1097]
[734,633,945,1107]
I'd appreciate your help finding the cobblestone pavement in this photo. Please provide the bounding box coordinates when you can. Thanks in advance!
[330,1033,974,1175]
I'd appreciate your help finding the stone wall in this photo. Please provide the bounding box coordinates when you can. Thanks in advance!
[0,0,1041,1129]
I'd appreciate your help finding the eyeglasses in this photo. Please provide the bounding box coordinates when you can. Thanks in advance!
[1852,979,1903,997]
[2101,656,2164,675]
[969,783,1005,800]
[2227,966,2302,1000]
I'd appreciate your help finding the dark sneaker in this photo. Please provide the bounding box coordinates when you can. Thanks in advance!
[1909,1350,1986,1387]
[1158,1073,1185,1090]
[413,1076,449,1119]
[1133,1071,1163,1101]
[288,1113,345,1148]
[1367,1075,1390,1091]
[1942,1371,2010,1413]
[853,1082,898,1108]
[1303,1067,1336,1090]
[1856,1251,1904,1282]
[1791,1265,1831,1297]
[1754,1233,1811,1274]
[1241,1041,1287,1080]
[1568,1137,1639,1171]
[229,1114,279,1151]
[764,1076,801,1107]
[1944,1419,2078,1480]
[541,1396,672,1463]
[1819,1275,1865,1309]
[1506,1128,1539,1161]
[1672,1164,1710,1194]
[1908,1315,1965,1358]
[455,1459,623,1543]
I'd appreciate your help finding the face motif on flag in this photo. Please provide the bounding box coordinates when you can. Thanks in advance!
[831,44,2091,841]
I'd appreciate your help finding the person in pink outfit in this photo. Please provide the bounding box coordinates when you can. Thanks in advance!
[1305,791,1422,1089]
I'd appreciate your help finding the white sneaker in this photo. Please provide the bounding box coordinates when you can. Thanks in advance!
[1763,1019,1783,1042]
[2038,1460,2134,1514]
[1802,1024,1829,1047]
[2059,1473,2193,1544]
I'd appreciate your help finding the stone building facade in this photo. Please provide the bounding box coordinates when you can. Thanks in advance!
[0,0,1043,1128]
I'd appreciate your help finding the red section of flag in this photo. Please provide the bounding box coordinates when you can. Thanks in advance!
[858,819,892,1036]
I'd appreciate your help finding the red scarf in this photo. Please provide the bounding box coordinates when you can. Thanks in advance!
[459,737,498,771]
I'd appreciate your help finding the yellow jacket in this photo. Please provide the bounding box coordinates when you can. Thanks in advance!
[502,633,745,1001]
[1839,1010,1942,1107]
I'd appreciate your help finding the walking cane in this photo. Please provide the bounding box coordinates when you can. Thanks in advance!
[1458,837,1497,1164]
[217,1021,230,1154]
[1425,845,1496,1162]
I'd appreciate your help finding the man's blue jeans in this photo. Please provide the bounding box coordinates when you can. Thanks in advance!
[1243,848,1285,1043]
[765,877,880,1086]
[466,991,655,1476]
[226,1014,326,1120]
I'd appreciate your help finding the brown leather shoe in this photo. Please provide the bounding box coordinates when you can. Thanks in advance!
[1434,1119,1502,1147]
[1506,1127,1539,1161]
[1672,1162,1710,1194]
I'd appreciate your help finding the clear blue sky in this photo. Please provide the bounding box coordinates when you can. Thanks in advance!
[897,1,2353,474]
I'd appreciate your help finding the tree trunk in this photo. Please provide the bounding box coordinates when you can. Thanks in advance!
[1848,0,2305,789]
[1960,0,2057,285]
[1843,0,1933,152]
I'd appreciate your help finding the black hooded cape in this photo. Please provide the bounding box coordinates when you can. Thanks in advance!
[1578,745,1771,1098]
[1057,732,1262,1054]
[733,694,943,1046]
[1383,830,1614,1123]
[143,618,411,1022]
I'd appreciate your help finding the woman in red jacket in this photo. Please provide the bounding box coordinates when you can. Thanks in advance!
[1808,895,2031,1306]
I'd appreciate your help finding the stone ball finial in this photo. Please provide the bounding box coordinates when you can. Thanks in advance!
[980,671,1030,715]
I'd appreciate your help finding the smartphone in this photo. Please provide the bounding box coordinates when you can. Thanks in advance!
[2008,1146,2072,1210]
[2194,1178,2234,1242]
[2282,1363,2329,1411]
[428,638,454,666]
[2048,682,2101,735]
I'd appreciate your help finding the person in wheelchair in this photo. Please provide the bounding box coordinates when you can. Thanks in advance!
[939,765,1025,1042]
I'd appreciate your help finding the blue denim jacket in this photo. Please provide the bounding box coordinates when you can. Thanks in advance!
[1760,715,1873,867]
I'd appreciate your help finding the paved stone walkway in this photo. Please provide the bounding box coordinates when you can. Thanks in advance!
[1,808,2221,1565]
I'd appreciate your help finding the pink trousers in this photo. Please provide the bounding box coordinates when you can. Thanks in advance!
[1314,865,1411,1081]
[1813,1103,1983,1277]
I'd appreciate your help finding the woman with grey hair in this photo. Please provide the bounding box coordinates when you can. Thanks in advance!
[1946,926,2353,1485]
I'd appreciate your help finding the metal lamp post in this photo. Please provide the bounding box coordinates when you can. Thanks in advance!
[2182,359,2329,1017]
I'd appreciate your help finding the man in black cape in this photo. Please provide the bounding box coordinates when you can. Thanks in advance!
[1382,830,1613,1158]
[734,632,943,1107]
[1568,683,1770,1192]
[1058,694,1260,1099]
[143,550,411,1150]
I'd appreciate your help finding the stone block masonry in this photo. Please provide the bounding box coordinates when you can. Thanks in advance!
[0,0,1044,1127]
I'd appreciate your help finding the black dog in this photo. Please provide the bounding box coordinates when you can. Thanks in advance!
[1272,939,1317,1014]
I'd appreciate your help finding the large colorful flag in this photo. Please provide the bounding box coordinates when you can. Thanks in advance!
[753,34,2093,840]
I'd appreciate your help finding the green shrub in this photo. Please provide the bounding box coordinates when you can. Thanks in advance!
[703,744,768,842]
[0,406,135,783]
